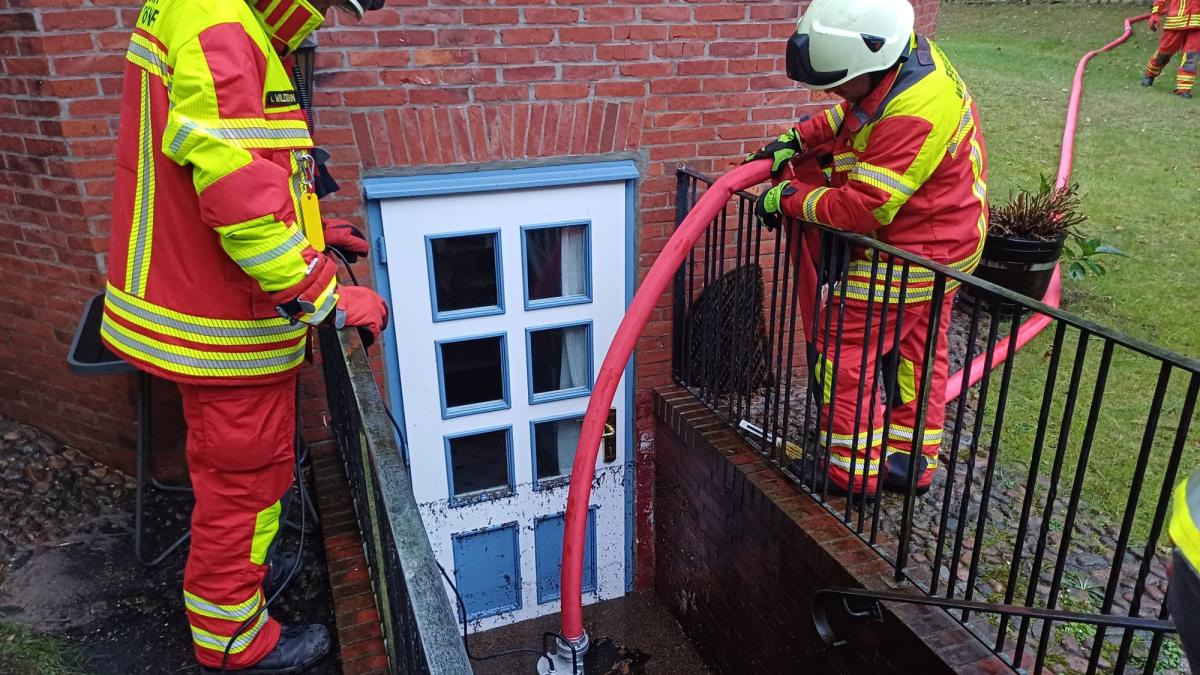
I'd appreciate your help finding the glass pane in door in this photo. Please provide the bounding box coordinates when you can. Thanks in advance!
[438,334,508,416]
[532,415,583,483]
[428,232,502,319]
[527,323,591,402]
[524,223,589,308]
[446,427,512,500]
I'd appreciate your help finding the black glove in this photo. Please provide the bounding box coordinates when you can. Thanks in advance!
[744,127,804,178]
[754,180,796,232]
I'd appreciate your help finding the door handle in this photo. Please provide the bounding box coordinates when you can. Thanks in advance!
[602,408,617,463]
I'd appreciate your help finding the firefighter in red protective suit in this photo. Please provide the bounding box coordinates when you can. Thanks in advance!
[1142,0,1200,97]
[746,0,988,498]
[102,0,388,669]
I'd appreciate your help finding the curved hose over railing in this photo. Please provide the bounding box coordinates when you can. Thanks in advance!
[558,160,771,641]
[945,12,1147,400]
[560,14,1148,644]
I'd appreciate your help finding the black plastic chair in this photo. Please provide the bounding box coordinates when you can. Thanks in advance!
[67,293,191,567]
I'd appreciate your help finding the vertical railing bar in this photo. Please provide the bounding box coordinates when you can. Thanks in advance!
[962,306,1022,622]
[820,237,853,504]
[996,320,1067,654]
[896,272,947,579]
[672,172,691,382]
[715,202,730,418]
[948,295,1003,602]
[871,259,909,548]
[767,221,796,467]
[1140,602,1173,675]
[1084,361,1172,674]
[686,186,700,386]
[749,197,766,433]
[732,195,749,423]
[699,208,718,403]
[1032,339,1115,673]
[932,293,983,597]
[764,221,789,466]
[778,221,804,472]
[1114,373,1199,668]
[811,232,837,492]
[852,248,882,529]
[1013,328,1092,666]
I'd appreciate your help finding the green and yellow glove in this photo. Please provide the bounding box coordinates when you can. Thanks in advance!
[754,180,797,232]
[744,128,803,178]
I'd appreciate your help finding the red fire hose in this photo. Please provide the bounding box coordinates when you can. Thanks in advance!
[946,12,1147,400]
[559,14,1147,645]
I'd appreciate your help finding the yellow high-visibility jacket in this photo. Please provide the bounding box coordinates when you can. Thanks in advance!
[1172,468,1200,574]
[101,0,338,385]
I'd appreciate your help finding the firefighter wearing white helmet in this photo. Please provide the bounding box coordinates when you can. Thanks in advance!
[746,0,990,499]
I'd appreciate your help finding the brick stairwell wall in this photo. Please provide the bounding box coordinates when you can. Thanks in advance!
[653,385,1013,674]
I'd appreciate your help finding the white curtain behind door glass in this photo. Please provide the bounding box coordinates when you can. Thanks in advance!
[559,324,588,391]
[555,418,582,478]
[560,225,586,297]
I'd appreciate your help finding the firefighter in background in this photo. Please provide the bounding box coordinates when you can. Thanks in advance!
[1142,0,1200,98]
[747,0,988,498]
[1169,467,1200,669]
[101,0,388,669]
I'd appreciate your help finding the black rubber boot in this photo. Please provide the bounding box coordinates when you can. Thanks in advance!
[1142,75,1156,87]
[264,550,300,597]
[880,452,932,496]
[1176,89,1194,98]
[201,624,330,674]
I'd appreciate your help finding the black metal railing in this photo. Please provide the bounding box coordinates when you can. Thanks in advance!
[673,168,1200,674]
[319,326,472,674]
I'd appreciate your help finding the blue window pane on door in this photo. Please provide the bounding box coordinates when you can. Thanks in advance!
[427,231,503,321]
[452,523,521,620]
[437,334,509,417]
[532,415,583,483]
[445,427,512,503]
[523,222,590,309]
[534,510,596,604]
[527,323,592,403]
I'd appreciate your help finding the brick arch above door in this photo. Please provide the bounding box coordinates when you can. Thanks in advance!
[347,100,646,170]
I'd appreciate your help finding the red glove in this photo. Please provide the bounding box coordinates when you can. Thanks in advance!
[335,285,389,348]
[323,218,369,264]
[1148,13,1161,31]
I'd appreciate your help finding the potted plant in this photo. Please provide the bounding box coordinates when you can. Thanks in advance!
[970,176,1122,310]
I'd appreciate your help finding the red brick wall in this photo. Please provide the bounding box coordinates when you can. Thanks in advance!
[0,4,143,470]
[653,385,1008,674]
[0,0,940,569]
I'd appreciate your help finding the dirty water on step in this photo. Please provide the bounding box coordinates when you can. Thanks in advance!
[468,591,712,675]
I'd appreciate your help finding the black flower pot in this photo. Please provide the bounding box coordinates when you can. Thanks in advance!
[965,232,1065,312]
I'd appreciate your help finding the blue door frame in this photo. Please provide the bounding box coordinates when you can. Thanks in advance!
[362,160,640,592]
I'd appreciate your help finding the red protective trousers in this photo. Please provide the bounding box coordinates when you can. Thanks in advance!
[178,374,297,669]
[1146,28,1200,92]
[809,273,955,497]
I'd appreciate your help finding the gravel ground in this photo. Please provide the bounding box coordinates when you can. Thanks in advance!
[686,299,1186,674]
[0,416,340,674]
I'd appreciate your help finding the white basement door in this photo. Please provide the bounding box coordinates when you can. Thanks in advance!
[377,174,631,631]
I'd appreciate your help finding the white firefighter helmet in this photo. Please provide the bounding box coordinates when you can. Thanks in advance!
[786,0,915,90]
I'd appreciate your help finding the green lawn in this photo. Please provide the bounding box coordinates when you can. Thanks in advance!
[937,5,1200,540]
[0,624,83,675]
